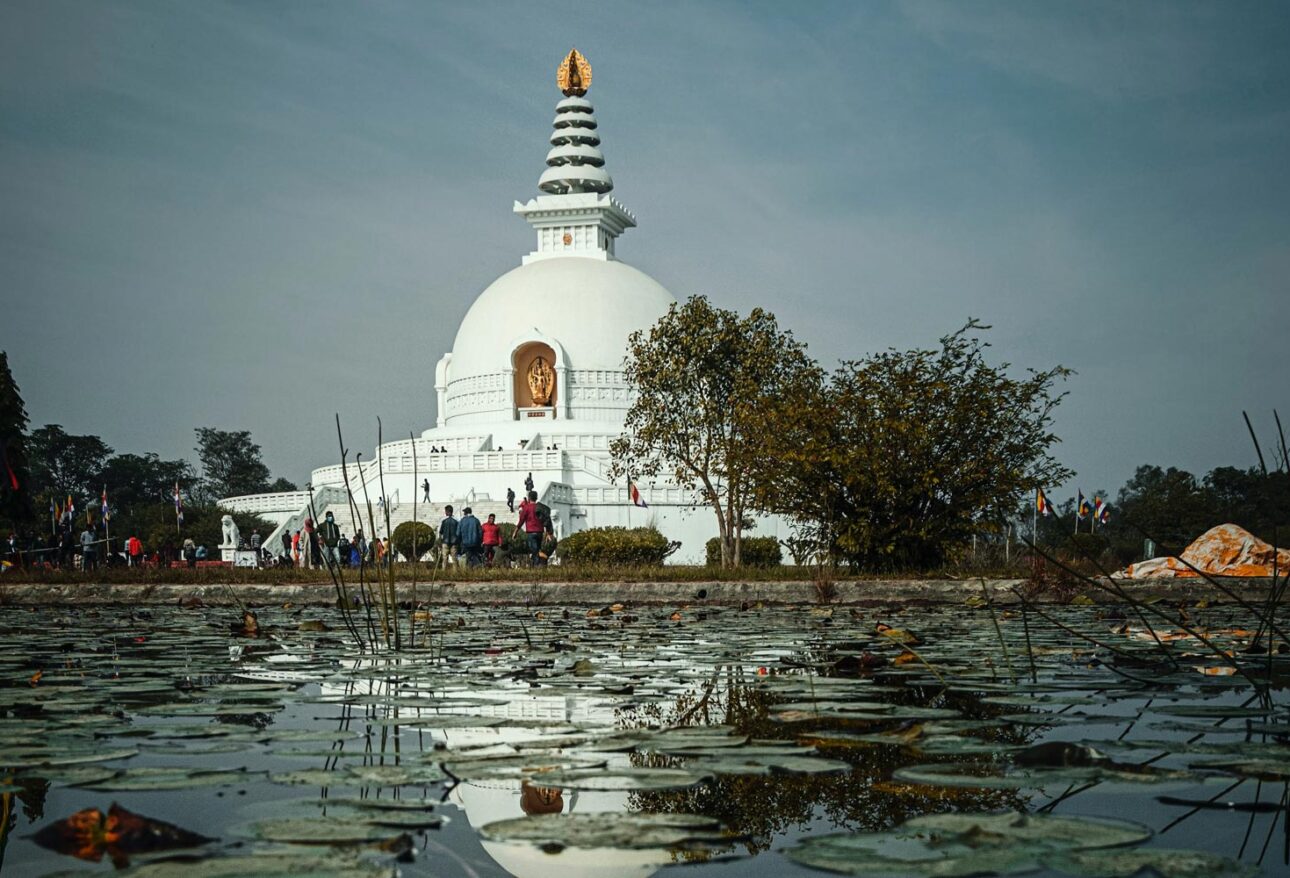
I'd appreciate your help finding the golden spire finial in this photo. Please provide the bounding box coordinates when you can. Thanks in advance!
[557,48,592,97]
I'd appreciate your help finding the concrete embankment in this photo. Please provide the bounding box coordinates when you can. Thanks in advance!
[0,578,1276,606]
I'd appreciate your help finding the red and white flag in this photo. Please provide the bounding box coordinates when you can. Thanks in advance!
[628,479,648,509]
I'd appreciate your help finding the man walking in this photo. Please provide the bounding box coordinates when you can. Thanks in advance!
[127,534,143,567]
[458,506,483,567]
[506,487,515,513]
[524,472,534,494]
[516,490,545,567]
[422,478,431,503]
[438,505,460,569]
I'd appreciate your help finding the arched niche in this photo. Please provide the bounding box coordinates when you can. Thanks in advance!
[513,340,559,415]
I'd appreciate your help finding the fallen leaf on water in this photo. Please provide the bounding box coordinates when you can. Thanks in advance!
[29,670,41,686]
[1194,666,1238,676]
[32,802,213,864]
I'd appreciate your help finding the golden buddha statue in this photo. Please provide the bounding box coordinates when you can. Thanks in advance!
[527,356,555,405]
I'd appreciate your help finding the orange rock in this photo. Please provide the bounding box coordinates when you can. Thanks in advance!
[1121,524,1290,579]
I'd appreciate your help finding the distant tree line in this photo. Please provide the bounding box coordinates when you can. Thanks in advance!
[1029,462,1290,565]
[0,351,290,554]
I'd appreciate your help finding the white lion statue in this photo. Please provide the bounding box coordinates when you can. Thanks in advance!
[220,514,241,548]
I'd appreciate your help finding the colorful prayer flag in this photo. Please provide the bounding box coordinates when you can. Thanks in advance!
[1077,491,1090,520]
[1098,503,1110,525]
[173,482,184,524]
[1036,487,1054,517]
[628,479,648,508]
[101,485,110,521]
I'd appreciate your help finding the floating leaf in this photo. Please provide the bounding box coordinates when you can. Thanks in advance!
[1043,847,1259,877]
[479,811,729,851]
[32,802,213,862]
[903,811,1151,849]
[243,817,410,847]
[78,767,261,791]
[533,766,712,791]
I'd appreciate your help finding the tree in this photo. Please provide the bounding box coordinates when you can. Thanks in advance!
[266,476,298,492]
[1111,465,1212,550]
[761,321,1073,570]
[99,453,195,520]
[610,296,822,567]
[26,424,113,503]
[194,428,271,502]
[0,352,33,529]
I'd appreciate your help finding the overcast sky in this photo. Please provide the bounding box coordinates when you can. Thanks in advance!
[2,1,1286,498]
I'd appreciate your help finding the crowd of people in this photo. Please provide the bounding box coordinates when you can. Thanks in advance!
[432,487,555,569]
[2,474,557,573]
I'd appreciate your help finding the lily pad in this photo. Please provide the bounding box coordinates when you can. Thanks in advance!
[904,811,1152,849]
[78,767,261,791]
[533,766,712,791]
[785,811,1153,877]
[893,761,1195,790]
[479,811,730,851]
[1042,847,1259,877]
[243,816,410,846]
[43,852,396,877]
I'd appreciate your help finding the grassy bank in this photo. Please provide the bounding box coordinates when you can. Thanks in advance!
[0,560,1036,586]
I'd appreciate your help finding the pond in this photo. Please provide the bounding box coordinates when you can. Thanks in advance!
[0,600,1287,877]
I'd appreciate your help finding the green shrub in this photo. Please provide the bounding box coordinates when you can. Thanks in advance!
[557,526,670,566]
[391,521,435,562]
[705,536,783,567]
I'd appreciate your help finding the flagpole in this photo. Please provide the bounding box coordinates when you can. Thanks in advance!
[1032,491,1038,545]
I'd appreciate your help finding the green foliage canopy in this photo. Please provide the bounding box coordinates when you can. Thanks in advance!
[610,296,821,568]
[759,321,1073,570]
[0,351,32,528]
[27,424,113,501]
[194,427,274,502]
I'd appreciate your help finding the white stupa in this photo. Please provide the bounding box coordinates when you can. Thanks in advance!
[221,50,785,561]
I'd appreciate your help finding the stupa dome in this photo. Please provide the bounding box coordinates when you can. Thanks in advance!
[441,256,674,425]
[450,257,673,379]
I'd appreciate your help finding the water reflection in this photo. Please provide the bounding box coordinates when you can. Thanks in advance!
[1,603,1286,876]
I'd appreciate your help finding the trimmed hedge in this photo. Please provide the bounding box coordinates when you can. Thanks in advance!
[557,526,670,566]
[391,521,436,562]
[705,536,783,567]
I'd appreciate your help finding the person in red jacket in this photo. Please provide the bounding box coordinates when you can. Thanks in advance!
[481,513,502,566]
[516,490,546,566]
[127,535,143,567]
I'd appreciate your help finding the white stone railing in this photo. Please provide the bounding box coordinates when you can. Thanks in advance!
[314,447,566,484]
[310,460,378,488]
[569,484,697,506]
[218,491,313,515]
